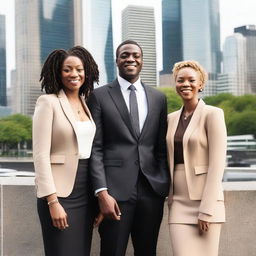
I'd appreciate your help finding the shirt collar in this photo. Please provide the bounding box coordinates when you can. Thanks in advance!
[117,75,142,91]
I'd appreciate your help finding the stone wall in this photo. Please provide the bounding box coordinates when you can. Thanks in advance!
[0,178,255,256]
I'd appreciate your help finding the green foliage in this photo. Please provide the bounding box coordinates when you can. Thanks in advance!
[228,111,256,137]
[0,114,32,154]
[203,93,235,106]
[1,114,32,140]
[158,89,256,136]
[157,87,182,113]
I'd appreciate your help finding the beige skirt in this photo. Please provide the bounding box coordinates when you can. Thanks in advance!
[169,164,222,256]
[169,224,221,256]
[169,164,225,224]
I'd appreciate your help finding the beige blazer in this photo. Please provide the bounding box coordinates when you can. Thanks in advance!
[33,89,95,198]
[166,99,227,220]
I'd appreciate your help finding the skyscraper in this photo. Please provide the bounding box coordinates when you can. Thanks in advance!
[15,0,76,116]
[161,0,221,94]
[162,0,182,74]
[0,15,7,106]
[235,25,256,94]
[122,5,157,87]
[220,33,247,95]
[82,0,115,86]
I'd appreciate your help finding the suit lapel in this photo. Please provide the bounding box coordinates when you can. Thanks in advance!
[108,80,137,139]
[139,84,151,141]
[58,89,78,135]
[183,99,205,150]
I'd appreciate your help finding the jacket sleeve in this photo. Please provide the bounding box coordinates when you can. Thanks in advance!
[155,94,170,192]
[87,92,107,192]
[198,108,227,216]
[33,96,56,198]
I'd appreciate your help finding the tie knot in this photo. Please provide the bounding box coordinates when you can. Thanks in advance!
[129,84,136,91]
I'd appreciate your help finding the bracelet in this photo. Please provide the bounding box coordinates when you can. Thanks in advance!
[47,199,59,206]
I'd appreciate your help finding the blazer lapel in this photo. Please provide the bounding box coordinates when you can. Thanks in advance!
[183,99,205,150]
[108,80,137,139]
[80,95,94,122]
[58,89,78,135]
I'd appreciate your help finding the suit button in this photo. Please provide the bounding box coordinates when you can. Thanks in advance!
[135,160,139,165]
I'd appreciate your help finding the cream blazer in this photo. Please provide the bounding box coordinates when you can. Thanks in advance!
[166,99,227,221]
[33,89,95,198]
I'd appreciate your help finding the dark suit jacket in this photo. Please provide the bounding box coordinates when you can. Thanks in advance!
[87,79,170,201]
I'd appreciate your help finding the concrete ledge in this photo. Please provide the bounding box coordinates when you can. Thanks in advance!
[1,179,256,255]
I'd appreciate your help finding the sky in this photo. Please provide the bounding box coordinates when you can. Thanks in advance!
[1,0,256,86]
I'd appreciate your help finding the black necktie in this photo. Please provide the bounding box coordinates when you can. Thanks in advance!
[129,84,140,137]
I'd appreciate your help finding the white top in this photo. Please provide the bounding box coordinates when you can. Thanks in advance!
[118,75,148,132]
[76,121,96,159]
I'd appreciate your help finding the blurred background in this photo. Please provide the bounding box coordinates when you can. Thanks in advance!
[0,0,256,173]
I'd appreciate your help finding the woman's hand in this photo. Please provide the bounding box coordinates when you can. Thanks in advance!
[198,219,209,235]
[49,202,69,230]
[94,212,104,228]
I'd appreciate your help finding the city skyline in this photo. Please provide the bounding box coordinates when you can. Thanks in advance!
[1,0,256,87]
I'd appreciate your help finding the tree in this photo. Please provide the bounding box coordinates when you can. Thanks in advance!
[228,111,256,136]
[0,114,32,155]
[157,87,182,113]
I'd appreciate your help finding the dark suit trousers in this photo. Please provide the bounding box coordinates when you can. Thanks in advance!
[99,172,165,256]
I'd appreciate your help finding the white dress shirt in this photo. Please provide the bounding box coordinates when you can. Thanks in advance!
[95,76,148,195]
[118,75,148,132]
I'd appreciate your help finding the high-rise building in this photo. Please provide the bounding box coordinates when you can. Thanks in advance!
[220,33,247,95]
[0,15,7,106]
[161,0,182,74]
[235,25,256,94]
[161,0,221,95]
[82,0,115,86]
[122,5,157,87]
[15,0,76,116]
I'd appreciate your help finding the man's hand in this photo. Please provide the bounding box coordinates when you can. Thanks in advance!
[97,190,121,220]
[94,212,104,228]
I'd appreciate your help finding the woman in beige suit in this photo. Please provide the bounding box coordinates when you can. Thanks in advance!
[166,60,227,256]
[33,46,99,256]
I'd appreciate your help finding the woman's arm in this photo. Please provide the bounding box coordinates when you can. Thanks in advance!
[33,95,68,229]
[33,95,56,197]
[198,108,227,216]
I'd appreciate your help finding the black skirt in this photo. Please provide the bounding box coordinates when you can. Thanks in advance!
[37,159,96,256]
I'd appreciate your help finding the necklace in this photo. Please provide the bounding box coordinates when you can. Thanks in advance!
[183,111,194,120]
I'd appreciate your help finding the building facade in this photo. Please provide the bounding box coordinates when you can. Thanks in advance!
[122,5,157,87]
[0,15,7,106]
[161,0,182,74]
[220,33,247,95]
[82,0,115,86]
[235,25,256,94]
[161,0,221,95]
[14,0,76,116]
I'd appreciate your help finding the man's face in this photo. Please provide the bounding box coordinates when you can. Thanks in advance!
[116,44,143,84]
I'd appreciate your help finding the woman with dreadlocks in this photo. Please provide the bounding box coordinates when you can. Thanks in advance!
[33,46,99,256]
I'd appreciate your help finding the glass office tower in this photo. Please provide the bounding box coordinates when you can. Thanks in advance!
[0,15,7,106]
[83,0,115,85]
[15,0,75,115]
[161,0,221,94]
[235,25,256,94]
[162,0,182,74]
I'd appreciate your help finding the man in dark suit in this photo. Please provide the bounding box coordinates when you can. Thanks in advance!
[88,40,170,256]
